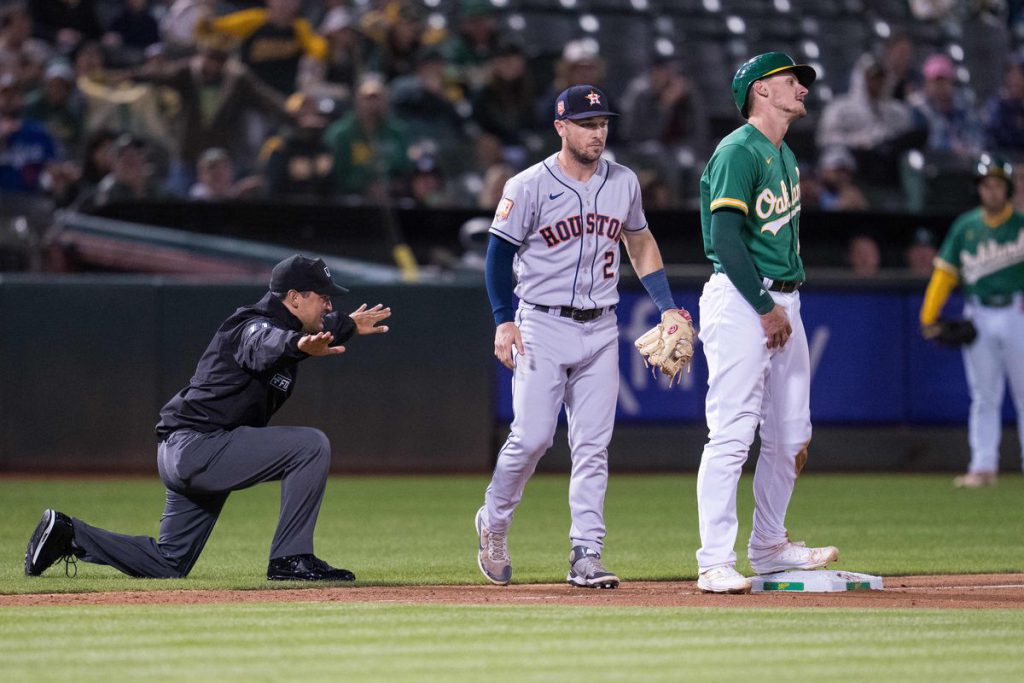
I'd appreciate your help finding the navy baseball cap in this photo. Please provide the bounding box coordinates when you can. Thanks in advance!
[554,84,618,121]
[270,255,349,296]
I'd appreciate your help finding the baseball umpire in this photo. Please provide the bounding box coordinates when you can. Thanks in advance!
[694,53,839,594]
[921,157,1024,488]
[25,255,391,580]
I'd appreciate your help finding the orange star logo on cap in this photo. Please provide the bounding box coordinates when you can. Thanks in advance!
[585,91,601,106]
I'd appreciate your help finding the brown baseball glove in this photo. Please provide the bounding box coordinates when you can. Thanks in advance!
[634,308,695,384]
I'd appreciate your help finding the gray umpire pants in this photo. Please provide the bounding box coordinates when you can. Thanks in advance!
[70,426,332,578]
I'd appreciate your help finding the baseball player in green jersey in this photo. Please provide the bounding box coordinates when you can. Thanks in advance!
[694,53,839,593]
[920,157,1024,488]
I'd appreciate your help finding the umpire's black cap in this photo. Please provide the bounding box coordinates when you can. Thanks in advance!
[271,255,349,296]
[554,84,618,121]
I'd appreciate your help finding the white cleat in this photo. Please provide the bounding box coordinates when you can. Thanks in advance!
[749,541,839,575]
[697,565,752,594]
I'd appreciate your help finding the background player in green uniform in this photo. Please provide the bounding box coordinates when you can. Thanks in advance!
[920,158,1024,487]
[694,53,839,594]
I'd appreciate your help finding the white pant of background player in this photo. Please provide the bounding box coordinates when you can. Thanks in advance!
[962,297,1024,474]
[483,304,619,551]
[696,273,812,571]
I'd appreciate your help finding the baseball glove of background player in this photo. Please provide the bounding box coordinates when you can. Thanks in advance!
[922,318,978,347]
[634,308,695,384]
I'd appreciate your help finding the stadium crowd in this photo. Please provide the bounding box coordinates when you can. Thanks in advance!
[1,0,1023,220]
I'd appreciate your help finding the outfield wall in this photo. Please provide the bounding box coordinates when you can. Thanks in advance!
[0,276,1018,474]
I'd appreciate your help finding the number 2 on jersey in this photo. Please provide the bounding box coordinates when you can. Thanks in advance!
[603,250,615,279]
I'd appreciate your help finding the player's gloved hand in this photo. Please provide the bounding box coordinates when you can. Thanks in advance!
[922,318,977,347]
[634,308,695,385]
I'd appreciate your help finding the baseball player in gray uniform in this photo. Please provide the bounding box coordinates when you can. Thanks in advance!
[475,84,688,588]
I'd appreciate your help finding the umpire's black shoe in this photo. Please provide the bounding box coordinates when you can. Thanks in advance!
[25,509,77,576]
[267,554,356,582]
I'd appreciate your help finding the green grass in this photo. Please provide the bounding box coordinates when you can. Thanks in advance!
[1,473,1022,593]
[2,474,1023,682]
[1,604,1023,682]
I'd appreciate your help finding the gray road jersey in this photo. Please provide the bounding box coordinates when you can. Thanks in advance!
[490,153,648,310]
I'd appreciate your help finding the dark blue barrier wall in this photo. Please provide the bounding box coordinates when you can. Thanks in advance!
[0,276,494,473]
[496,289,1007,425]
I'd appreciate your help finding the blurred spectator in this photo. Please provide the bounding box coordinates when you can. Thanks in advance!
[189,147,263,199]
[477,160,512,209]
[127,35,285,194]
[93,133,163,205]
[259,91,334,198]
[984,53,1024,154]
[0,5,53,75]
[535,39,605,129]
[24,61,83,154]
[816,147,869,212]
[30,0,104,53]
[619,54,709,154]
[323,74,412,201]
[161,0,216,51]
[197,0,327,96]
[59,126,117,207]
[390,46,468,146]
[470,38,536,148]
[816,56,917,184]
[456,216,489,271]
[319,6,375,94]
[904,226,938,277]
[1014,161,1024,213]
[878,32,919,102]
[846,234,881,277]
[370,3,432,82]
[0,74,58,194]
[104,0,161,56]
[71,39,105,81]
[637,168,675,210]
[909,54,985,159]
[443,0,500,91]
[406,154,449,207]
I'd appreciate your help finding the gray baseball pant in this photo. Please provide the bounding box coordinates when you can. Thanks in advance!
[70,426,332,578]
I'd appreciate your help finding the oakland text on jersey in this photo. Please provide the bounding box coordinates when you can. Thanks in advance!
[538,212,625,248]
[960,229,1024,284]
[755,172,801,236]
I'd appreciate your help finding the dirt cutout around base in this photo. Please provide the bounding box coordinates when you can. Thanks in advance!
[3,574,1023,609]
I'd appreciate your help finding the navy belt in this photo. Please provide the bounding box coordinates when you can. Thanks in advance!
[763,278,803,293]
[531,304,615,322]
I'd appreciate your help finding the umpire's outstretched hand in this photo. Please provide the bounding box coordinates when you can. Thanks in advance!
[350,303,392,335]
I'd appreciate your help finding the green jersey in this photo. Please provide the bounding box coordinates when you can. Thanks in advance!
[936,205,1024,301]
[700,124,805,282]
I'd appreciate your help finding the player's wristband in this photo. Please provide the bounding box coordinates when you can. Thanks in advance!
[485,234,519,325]
[640,269,676,314]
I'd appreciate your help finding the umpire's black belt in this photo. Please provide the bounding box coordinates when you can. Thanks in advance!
[530,303,616,322]
[762,277,803,293]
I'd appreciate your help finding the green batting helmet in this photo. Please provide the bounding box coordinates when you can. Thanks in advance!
[731,52,817,118]
[976,154,1014,196]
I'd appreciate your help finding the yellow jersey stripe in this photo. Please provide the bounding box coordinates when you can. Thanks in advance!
[710,198,749,214]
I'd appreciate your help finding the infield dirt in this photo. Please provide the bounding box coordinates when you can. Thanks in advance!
[3,574,1022,609]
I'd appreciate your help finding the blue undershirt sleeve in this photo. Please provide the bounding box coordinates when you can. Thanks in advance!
[485,234,519,325]
[639,268,677,314]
